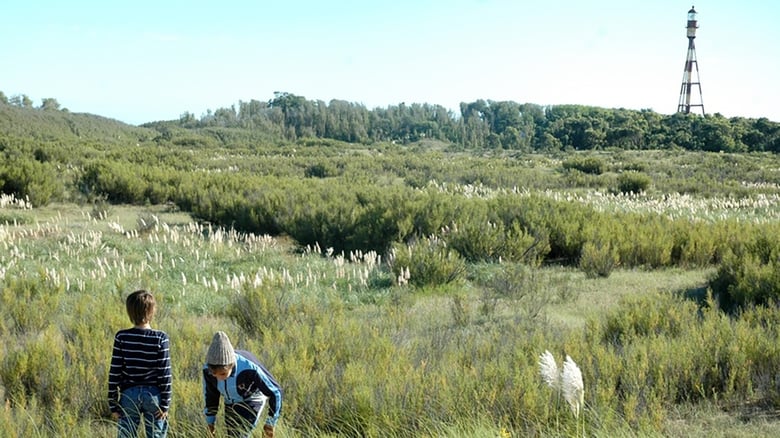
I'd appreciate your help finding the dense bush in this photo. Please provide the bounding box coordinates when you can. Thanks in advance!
[710,254,780,314]
[616,171,652,194]
[226,281,345,344]
[0,158,61,206]
[587,291,780,418]
[389,236,466,287]
[1,327,69,406]
[706,227,780,312]
[79,160,182,205]
[579,241,619,278]
[562,156,606,175]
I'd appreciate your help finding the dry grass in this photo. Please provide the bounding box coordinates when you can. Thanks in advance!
[664,401,780,437]
[547,267,715,328]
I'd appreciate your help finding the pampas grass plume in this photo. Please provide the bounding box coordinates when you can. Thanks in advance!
[539,350,560,390]
[562,355,584,418]
[539,350,584,418]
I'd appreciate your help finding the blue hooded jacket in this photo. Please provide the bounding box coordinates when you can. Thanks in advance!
[203,350,282,426]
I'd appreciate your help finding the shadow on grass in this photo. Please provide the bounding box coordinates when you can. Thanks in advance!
[680,285,710,305]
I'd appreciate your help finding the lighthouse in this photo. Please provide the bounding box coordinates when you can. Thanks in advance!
[677,6,705,115]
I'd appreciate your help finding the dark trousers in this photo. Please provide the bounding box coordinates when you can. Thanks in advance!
[224,402,261,438]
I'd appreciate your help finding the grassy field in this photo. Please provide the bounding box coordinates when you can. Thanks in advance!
[2,200,780,437]
[4,101,780,436]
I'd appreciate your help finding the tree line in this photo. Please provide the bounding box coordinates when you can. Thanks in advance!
[0,91,62,111]
[176,91,780,152]
[4,89,779,153]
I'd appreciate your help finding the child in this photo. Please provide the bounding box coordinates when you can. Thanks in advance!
[203,331,282,438]
[108,289,172,438]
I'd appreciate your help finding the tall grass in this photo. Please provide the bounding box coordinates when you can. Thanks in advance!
[2,203,780,436]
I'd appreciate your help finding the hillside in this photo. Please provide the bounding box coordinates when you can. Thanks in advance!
[0,103,157,144]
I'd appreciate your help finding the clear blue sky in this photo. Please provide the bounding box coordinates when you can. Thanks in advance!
[2,0,778,125]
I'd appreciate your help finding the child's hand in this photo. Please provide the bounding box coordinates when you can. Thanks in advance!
[111,412,120,421]
[206,424,216,437]
[263,423,274,438]
[155,410,168,420]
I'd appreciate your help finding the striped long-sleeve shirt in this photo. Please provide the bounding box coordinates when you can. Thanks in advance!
[108,327,172,413]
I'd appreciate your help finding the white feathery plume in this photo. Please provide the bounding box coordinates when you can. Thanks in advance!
[561,355,584,418]
[539,350,585,419]
[538,350,560,390]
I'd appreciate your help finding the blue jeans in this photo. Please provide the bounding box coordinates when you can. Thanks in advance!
[117,385,168,438]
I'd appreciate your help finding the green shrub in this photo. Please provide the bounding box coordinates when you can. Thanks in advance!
[0,275,62,336]
[227,282,293,340]
[444,218,505,262]
[622,161,646,172]
[614,215,674,268]
[304,163,336,178]
[598,292,690,347]
[479,264,554,324]
[562,156,605,175]
[501,222,550,265]
[616,171,651,194]
[445,205,549,264]
[589,291,774,410]
[389,236,466,287]
[0,326,69,406]
[0,211,29,225]
[79,160,146,204]
[670,221,718,267]
[710,251,780,313]
[0,158,61,206]
[579,241,619,278]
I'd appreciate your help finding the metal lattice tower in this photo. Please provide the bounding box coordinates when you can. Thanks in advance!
[677,6,705,115]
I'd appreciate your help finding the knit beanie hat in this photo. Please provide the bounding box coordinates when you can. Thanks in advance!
[206,331,235,366]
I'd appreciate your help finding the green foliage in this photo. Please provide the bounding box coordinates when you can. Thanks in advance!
[598,292,691,346]
[616,171,652,194]
[244,181,419,255]
[0,101,155,144]
[0,210,29,225]
[0,157,61,206]
[579,241,619,278]
[562,155,606,175]
[478,264,556,324]
[389,236,466,287]
[2,204,780,436]
[79,160,180,205]
[4,90,780,164]
[0,326,69,406]
[710,246,780,313]
[588,291,780,415]
[443,201,504,262]
[0,274,62,335]
[670,221,720,268]
[304,162,337,178]
[442,197,550,264]
[507,194,594,263]
[227,282,299,341]
[612,214,675,269]
[6,90,780,436]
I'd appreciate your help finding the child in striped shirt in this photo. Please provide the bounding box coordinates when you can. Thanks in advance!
[108,289,172,438]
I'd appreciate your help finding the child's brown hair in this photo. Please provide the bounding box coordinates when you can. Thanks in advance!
[126,289,156,325]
